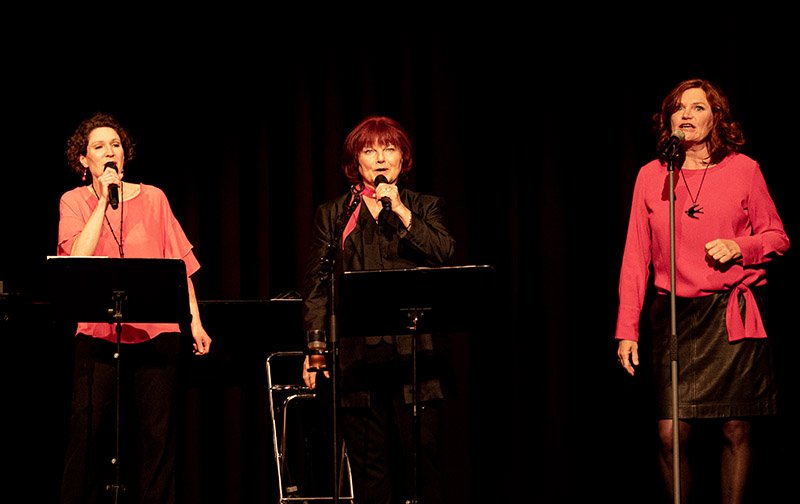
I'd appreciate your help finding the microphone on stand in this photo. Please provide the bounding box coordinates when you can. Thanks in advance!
[104,161,120,209]
[374,174,392,212]
[659,130,685,162]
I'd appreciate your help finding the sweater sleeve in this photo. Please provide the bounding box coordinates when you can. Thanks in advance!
[735,164,790,267]
[614,167,654,342]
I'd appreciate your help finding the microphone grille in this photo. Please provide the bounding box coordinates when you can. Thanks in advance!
[671,130,686,141]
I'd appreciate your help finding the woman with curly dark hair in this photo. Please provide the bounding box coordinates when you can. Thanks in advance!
[614,79,789,503]
[58,111,211,503]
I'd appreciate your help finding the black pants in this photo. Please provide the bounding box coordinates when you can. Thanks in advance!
[61,332,183,504]
[339,356,443,504]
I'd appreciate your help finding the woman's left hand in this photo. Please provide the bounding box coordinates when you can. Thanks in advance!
[704,238,742,264]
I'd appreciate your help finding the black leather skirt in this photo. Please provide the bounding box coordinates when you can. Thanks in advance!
[650,287,778,419]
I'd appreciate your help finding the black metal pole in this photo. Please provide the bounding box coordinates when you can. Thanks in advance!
[407,311,421,504]
[329,287,339,504]
[107,291,126,502]
[318,187,361,503]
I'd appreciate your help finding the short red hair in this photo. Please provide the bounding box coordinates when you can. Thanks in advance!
[341,116,413,183]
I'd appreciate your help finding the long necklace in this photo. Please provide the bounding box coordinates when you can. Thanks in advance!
[90,183,124,257]
[681,164,709,219]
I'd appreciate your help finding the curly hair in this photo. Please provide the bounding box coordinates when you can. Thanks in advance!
[65,112,136,175]
[653,78,745,165]
[341,116,413,184]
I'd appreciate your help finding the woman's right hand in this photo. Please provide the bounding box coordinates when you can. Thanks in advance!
[302,354,329,389]
[617,339,639,377]
[97,164,121,202]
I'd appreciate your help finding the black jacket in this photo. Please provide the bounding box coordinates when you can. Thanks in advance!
[301,186,455,402]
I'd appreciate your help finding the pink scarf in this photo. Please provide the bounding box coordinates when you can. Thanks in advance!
[341,184,375,249]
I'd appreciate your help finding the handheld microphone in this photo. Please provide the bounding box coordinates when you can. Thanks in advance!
[104,161,119,209]
[660,130,685,162]
[374,174,392,212]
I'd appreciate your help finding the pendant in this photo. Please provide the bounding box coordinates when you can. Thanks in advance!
[686,204,704,219]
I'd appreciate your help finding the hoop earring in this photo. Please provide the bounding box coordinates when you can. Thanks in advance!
[81,168,88,182]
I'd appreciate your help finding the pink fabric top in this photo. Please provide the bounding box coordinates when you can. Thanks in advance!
[58,183,200,343]
[615,153,789,342]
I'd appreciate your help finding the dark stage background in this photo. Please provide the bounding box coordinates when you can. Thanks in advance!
[2,13,798,503]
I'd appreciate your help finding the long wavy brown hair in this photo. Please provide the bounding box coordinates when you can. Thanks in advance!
[653,78,745,164]
[65,112,136,175]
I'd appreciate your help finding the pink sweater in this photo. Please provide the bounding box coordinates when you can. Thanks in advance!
[615,153,789,342]
[58,184,200,343]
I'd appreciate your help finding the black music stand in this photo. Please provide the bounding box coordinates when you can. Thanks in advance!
[45,256,191,503]
[337,264,495,504]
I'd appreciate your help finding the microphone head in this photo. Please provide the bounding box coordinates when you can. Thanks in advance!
[104,161,118,172]
[374,174,388,186]
[671,130,686,141]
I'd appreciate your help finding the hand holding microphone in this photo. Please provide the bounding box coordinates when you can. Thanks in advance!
[374,174,393,212]
[104,161,120,209]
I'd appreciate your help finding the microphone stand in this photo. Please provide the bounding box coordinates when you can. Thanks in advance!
[107,291,127,503]
[666,152,681,504]
[316,186,361,504]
